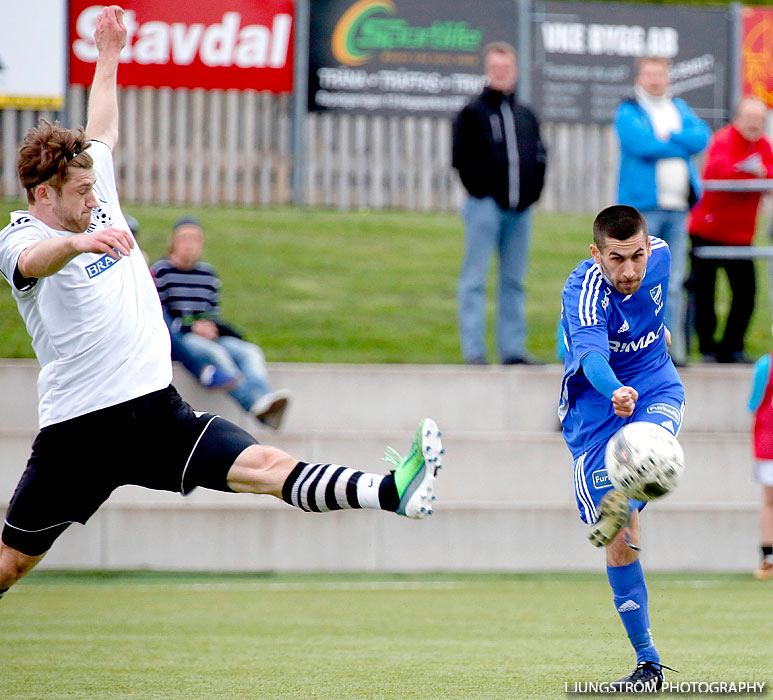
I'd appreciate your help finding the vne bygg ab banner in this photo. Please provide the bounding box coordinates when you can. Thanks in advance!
[533,1,731,126]
[308,0,519,117]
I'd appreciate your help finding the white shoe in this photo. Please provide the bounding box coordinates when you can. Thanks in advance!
[251,390,291,430]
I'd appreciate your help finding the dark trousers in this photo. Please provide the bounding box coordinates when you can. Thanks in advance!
[690,235,756,359]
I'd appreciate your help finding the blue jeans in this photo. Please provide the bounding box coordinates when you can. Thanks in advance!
[457,196,533,362]
[177,333,271,412]
[642,209,688,363]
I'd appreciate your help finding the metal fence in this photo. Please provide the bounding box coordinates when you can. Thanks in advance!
[0,85,623,213]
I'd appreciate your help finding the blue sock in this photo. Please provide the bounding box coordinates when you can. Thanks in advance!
[606,560,659,664]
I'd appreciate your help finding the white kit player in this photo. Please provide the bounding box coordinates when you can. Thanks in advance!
[0,6,443,602]
[559,205,685,690]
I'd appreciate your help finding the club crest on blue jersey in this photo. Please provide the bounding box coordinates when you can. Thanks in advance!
[85,251,121,279]
[650,283,663,314]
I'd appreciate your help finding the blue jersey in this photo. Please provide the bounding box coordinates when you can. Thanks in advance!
[559,237,683,457]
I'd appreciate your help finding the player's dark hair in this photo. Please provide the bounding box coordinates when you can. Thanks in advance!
[17,119,93,204]
[593,205,647,249]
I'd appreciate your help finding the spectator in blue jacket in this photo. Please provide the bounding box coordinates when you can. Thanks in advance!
[615,57,710,366]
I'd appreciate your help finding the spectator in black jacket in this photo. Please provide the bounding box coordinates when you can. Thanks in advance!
[452,42,546,365]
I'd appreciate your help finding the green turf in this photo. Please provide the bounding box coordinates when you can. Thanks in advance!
[0,571,770,699]
[0,199,771,364]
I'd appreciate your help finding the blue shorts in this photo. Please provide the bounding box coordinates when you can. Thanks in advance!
[572,394,685,524]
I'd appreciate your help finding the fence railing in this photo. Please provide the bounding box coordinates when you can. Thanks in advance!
[1,85,623,213]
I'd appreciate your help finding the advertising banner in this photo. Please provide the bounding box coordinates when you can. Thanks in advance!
[69,0,294,92]
[742,6,773,108]
[532,1,731,126]
[308,0,518,117]
[0,0,67,109]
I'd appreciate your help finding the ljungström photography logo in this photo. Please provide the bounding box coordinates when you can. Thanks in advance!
[565,680,768,694]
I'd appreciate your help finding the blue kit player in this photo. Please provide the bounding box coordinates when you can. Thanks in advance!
[559,205,684,690]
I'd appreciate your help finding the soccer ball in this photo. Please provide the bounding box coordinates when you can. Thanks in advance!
[604,422,685,501]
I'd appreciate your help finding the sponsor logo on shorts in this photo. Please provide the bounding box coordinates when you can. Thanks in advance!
[646,403,681,424]
[660,420,675,433]
[592,469,611,489]
[85,251,120,279]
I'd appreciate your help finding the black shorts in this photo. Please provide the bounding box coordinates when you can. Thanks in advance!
[2,386,258,556]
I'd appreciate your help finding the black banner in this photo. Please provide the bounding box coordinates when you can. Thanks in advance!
[532,1,731,126]
[308,0,518,117]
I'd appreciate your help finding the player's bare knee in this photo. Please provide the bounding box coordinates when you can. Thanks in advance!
[606,529,639,567]
[0,545,42,589]
[226,444,298,495]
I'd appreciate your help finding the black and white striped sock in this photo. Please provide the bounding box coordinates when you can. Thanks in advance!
[282,462,398,512]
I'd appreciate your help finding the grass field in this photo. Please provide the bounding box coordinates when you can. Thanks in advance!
[0,571,770,700]
[1,199,771,364]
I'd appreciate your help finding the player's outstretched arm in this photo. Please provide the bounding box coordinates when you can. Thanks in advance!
[85,6,127,150]
[17,228,134,280]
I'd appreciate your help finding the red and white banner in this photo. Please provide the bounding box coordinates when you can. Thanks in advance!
[742,6,773,108]
[69,1,294,92]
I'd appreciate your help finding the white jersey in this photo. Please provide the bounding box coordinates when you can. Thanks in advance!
[0,140,172,427]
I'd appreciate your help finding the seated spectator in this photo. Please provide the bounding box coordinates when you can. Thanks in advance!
[151,216,290,428]
[688,97,773,363]
[129,214,239,391]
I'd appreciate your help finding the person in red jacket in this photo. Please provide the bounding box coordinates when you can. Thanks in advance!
[748,352,773,580]
[688,97,773,363]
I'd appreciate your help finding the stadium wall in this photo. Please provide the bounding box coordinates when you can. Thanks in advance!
[0,360,759,572]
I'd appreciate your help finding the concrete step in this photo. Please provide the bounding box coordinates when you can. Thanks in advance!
[0,360,762,573]
[0,360,755,435]
[31,500,758,573]
[0,428,758,506]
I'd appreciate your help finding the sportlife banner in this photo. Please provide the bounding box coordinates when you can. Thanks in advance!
[308,0,518,117]
[0,0,67,109]
[69,0,294,92]
[532,1,731,126]
[742,6,773,108]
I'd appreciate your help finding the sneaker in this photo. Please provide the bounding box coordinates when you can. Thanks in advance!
[609,661,667,692]
[383,418,444,519]
[754,558,773,581]
[251,390,291,430]
[502,355,543,366]
[588,490,630,548]
[199,364,239,391]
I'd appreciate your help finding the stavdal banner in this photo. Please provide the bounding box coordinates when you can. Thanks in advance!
[69,0,294,92]
[308,0,518,116]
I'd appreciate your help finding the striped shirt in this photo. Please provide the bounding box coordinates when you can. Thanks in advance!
[151,259,222,329]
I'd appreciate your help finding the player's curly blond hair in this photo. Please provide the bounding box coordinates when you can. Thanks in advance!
[17,119,93,204]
